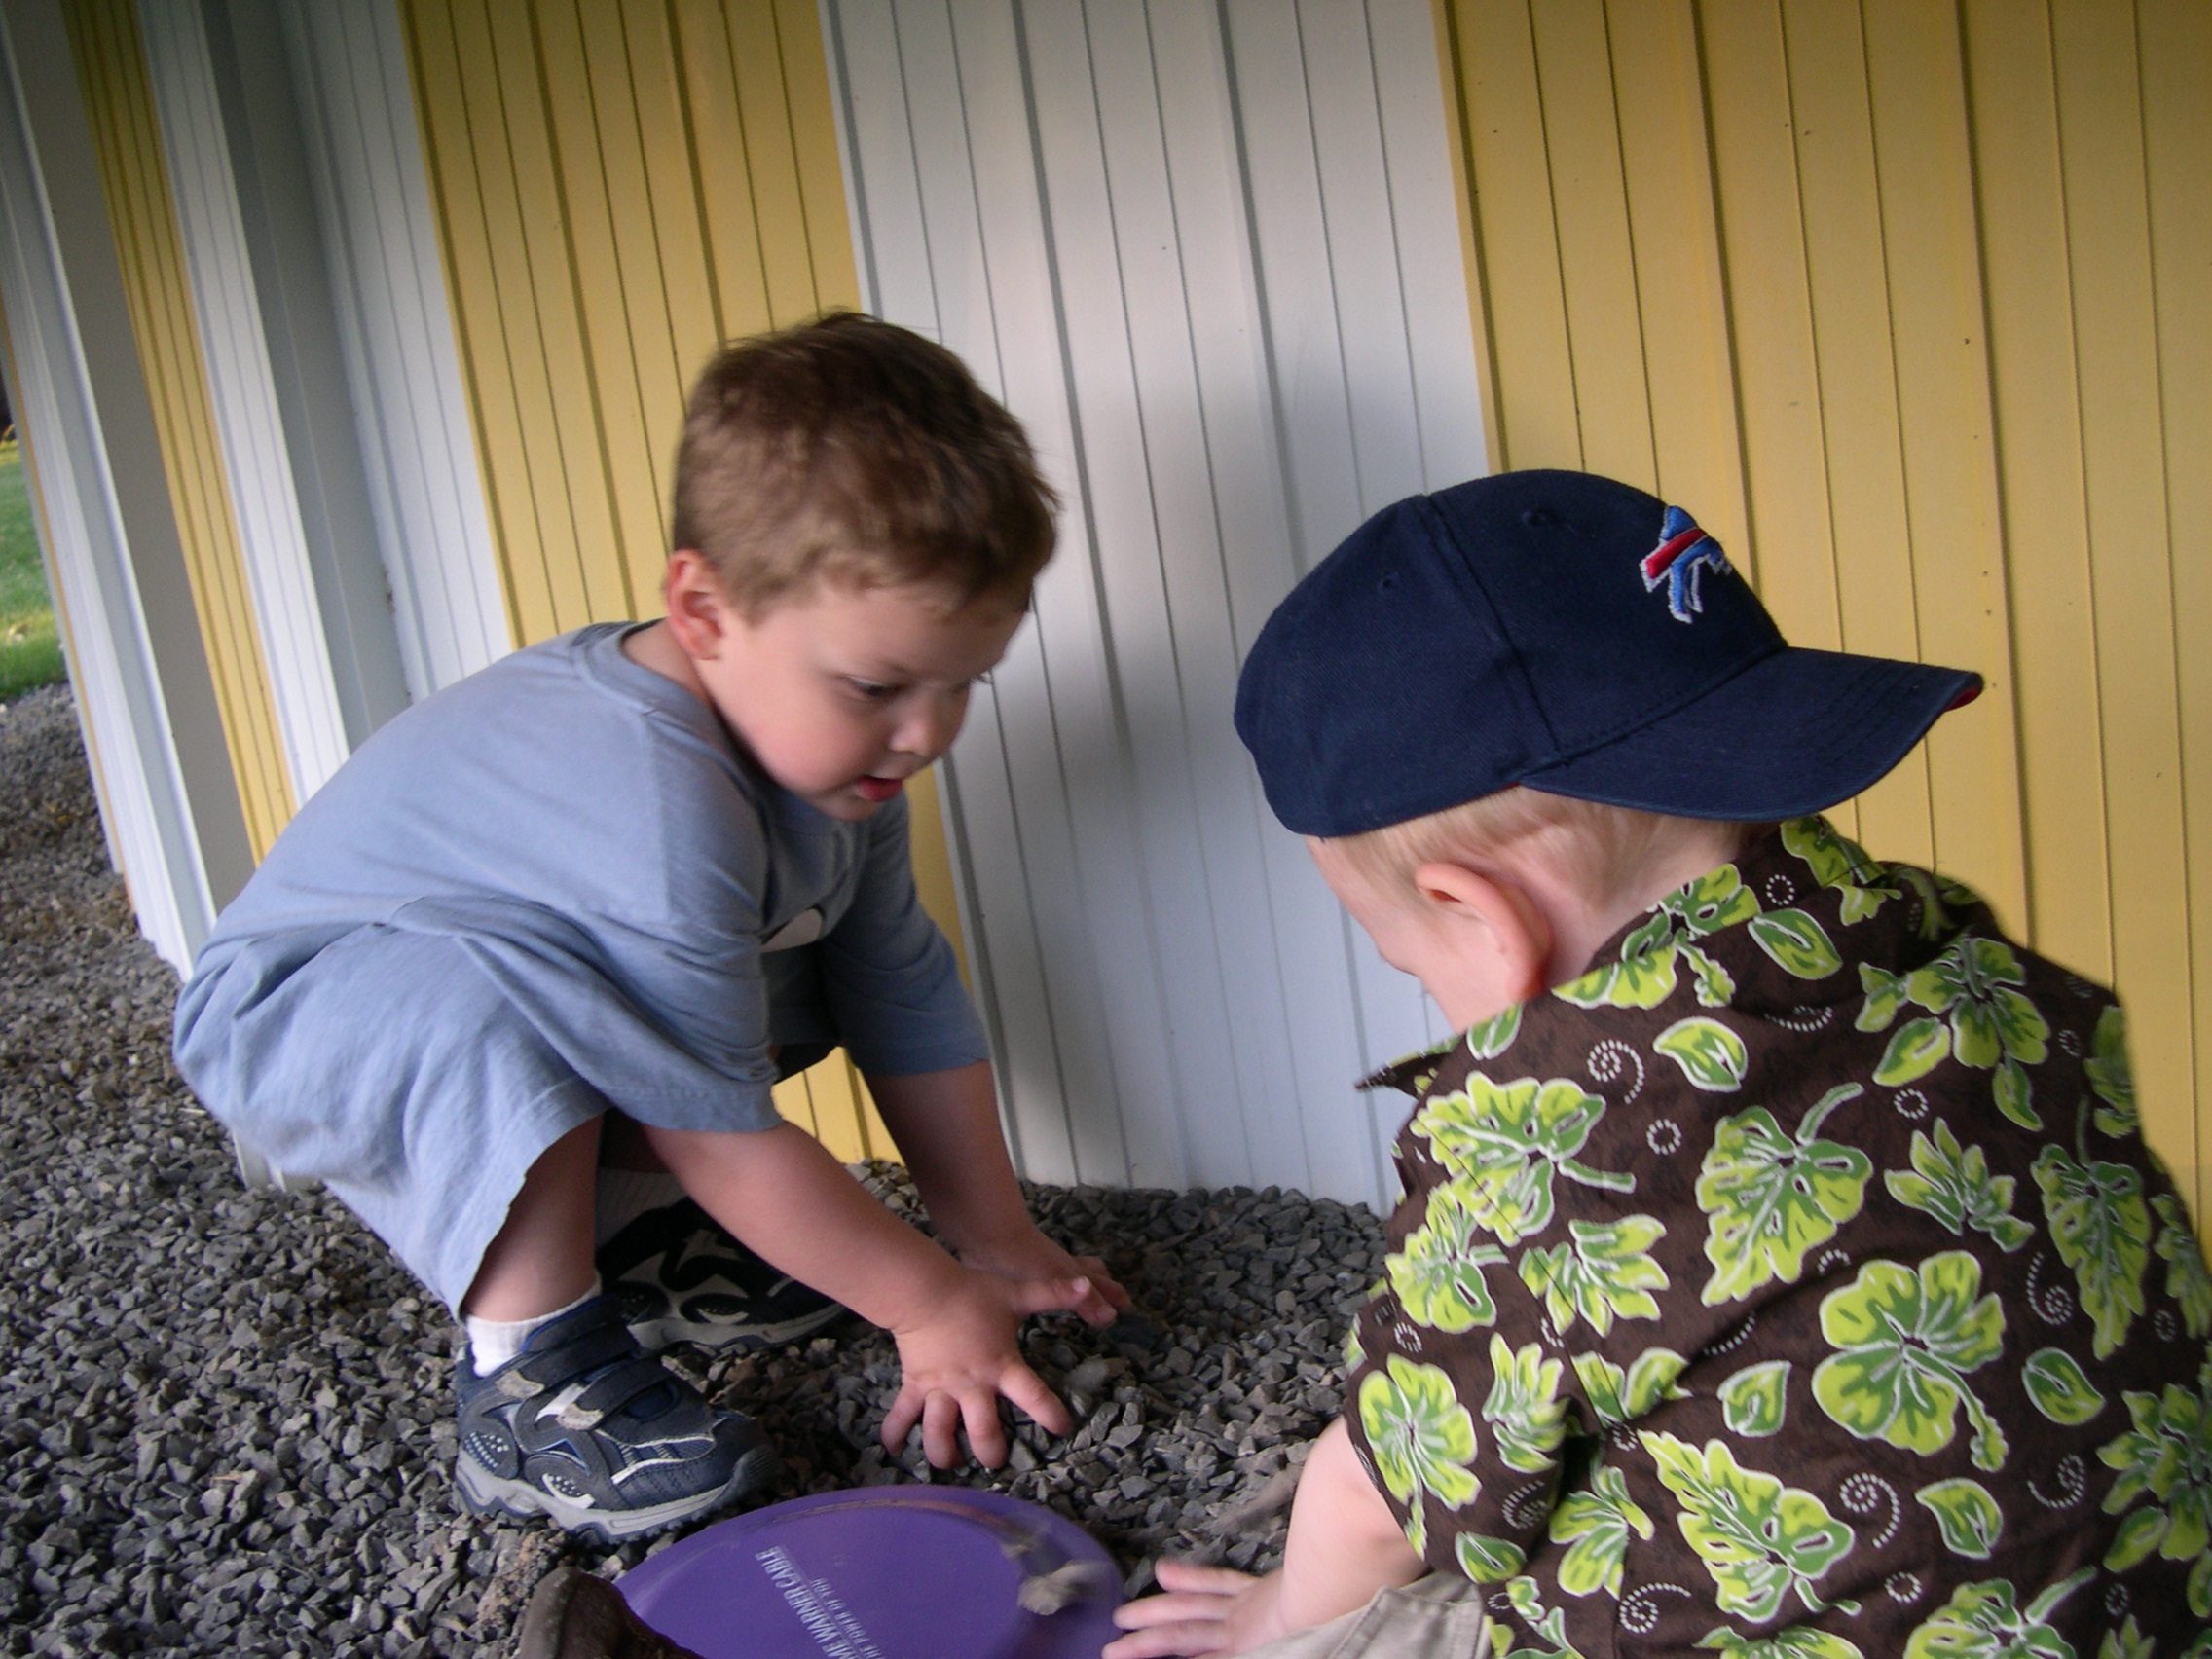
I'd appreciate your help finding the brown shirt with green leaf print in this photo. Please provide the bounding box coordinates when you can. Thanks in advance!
[1343,818,2212,1659]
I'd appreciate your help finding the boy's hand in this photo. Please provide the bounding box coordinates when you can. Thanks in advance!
[1104,1563,1293,1657]
[882,1265,1091,1468]
[958,1225,1130,1327]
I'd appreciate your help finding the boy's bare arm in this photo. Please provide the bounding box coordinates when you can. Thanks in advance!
[1107,1418,1424,1657]
[865,1060,1129,1324]
[643,1119,1086,1467]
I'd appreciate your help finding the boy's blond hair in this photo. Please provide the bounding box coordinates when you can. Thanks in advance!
[1322,787,1754,910]
[672,313,1057,617]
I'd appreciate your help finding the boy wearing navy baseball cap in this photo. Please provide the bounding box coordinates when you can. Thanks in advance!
[1111,471,2212,1658]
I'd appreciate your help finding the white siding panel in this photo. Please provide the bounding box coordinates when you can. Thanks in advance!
[281,0,507,696]
[827,0,1486,1209]
[139,0,350,801]
[0,0,217,969]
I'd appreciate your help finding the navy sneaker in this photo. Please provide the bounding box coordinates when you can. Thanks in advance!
[454,1294,773,1541]
[596,1199,851,1353]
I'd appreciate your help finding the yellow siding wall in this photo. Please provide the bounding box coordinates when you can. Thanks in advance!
[1434,0,2212,1219]
[398,0,961,1162]
[62,0,292,857]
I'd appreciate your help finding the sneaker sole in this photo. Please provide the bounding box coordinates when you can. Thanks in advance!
[453,1441,776,1544]
[625,1299,852,1355]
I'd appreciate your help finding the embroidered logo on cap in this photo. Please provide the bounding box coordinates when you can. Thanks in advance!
[1641,506,1733,623]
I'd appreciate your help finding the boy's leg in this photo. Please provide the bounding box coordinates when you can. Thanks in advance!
[452,1113,775,1540]
[462,1115,602,1322]
[593,1088,851,1354]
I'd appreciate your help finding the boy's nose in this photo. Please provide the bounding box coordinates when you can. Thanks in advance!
[893,694,964,759]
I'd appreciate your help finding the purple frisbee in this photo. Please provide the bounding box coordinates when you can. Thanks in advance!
[616,1487,1123,1659]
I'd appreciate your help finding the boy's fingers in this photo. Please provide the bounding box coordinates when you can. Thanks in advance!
[1000,1361,1074,1437]
[921,1390,965,1469]
[1006,1274,1095,1317]
[1151,1560,1262,1596]
[1110,1592,1235,1628]
[960,1390,1009,1468]
[1101,1620,1232,1658]
[881,1387,921,1456]
[1075,1255,1134,1311]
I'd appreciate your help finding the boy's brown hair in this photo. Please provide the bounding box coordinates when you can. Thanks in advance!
[672,313,1057,615]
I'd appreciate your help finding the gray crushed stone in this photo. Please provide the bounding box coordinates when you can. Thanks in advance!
[0,685,1387,1657]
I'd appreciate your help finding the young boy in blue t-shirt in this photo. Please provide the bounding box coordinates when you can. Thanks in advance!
[174,315,1126,1541]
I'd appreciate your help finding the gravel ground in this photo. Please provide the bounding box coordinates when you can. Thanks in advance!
[0,686,1386,1657]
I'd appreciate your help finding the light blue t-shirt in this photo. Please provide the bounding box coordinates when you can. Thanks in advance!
[172,624,985,1303]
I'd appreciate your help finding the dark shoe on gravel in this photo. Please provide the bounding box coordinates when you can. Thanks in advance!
[514,1566,705,1659]
[455,1294,772,1542]
[596,1198,851,1353]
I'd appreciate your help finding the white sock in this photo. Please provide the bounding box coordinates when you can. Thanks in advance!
[465,1281,599,1374]
[594,1167,686,1249]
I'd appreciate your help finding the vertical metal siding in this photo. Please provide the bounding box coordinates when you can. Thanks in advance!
[826,0,1490,1209]
[60,0,292,857]
[137,0,353,804]
[0,0,231,967]
[280,0,509,701]
[1433,0,2211,1219]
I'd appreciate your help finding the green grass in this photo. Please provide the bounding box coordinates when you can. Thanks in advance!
[0,439,66,700]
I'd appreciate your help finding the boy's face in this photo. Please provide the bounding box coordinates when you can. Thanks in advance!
[1307,840,1531,1033]
[671,558,1024,821]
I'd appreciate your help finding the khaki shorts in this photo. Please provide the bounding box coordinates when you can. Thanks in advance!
[1238,1576,1490,1659]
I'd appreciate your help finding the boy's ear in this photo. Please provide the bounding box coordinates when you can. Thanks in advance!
[661,550,734,658]
[1411,861,1553,1002]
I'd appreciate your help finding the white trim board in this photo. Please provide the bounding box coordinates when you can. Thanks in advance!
[140,0,357,803]
[824,0,1488,1210]
[279,0,508,698]
[0,0,253,970]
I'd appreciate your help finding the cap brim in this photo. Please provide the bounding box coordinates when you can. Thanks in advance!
[1521,647,1981,822]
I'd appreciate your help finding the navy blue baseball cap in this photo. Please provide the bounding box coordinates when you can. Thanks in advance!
[1235,470,1981,836]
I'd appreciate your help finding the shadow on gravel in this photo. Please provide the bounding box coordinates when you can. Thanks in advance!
[0,687,1384,1658]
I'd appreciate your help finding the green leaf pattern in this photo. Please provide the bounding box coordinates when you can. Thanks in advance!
[1453,1532,1527,1583]
[1518,1216,1669,1337]
[1888,938,2051,1128]
[1573,1346,1689,1429]
[1812,1252,2009,1470]
[1717,1360,1791,1437]
[1350,818,2212,1651]
[1410,1076,1633,1246]
[1481,1336,1570,1476]
[1557,866,1759,1011]
[1780,817,1899,925]
[1902,1569,2093,1659]
[2095,1364,2212,1604]
[1657,1016,1751,1091]
[1697,1630,1864,1659]
[1698,1085,1871,1305]
[1549,1463,1652,1597]
[1885,1119,2037,1251]
[2019,1348,2105,1426]
[1915,1478,2004,1559]
[1357,1355,1479,1559]
[1386,1181,1507,1333]
[2154,1194,2212,1340]
[1641,1433,1857,1621]
[2086,1004,2136,1138]
[2033,1139,2151,1360]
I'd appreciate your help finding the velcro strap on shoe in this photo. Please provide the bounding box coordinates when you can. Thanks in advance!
[571,1354,686,1421]
[513,1322,638,1388]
